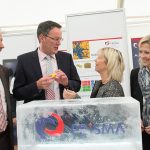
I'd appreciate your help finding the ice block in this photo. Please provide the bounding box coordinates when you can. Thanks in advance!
[17,97,142,150]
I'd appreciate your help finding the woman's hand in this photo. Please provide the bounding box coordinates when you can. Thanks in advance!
[63,89,77,99]
[141,119,150,134]
[144,125,150,134]
[141,120,145,132]
[13,117,17,125]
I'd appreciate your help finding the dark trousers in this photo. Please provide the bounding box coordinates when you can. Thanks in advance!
[0,126,12,150]
[142,131,150,150]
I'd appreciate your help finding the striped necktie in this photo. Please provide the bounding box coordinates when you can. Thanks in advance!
[45,56,55,100]
[0,94,7,132]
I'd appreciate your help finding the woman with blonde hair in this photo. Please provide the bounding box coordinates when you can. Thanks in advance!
[63,47,125,99]
[131,34,150,150]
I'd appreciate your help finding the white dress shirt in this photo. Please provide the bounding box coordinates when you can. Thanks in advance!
[0,79,7,113]
[38,48,60,100]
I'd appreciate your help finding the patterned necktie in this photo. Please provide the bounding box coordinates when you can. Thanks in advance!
[0,94,7,132]
[45,56,55,100]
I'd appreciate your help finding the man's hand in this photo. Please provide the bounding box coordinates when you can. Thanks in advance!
[36,76,55,90]
[55,70,68,86]
[141,120,145,132]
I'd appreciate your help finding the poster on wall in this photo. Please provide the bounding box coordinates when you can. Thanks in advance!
[66,9,130,96]
[73,37,124,77]
[131,37,142,69]
[78,75,99,98]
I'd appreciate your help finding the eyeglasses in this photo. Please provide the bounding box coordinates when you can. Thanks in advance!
[46,35,63,42]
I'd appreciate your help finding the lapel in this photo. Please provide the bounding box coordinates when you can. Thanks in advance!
[55,52,62,70]
[92,81,101,95]
[96,86,105,97]
[0,66,9,101]
[31,49,43,78]
[92,80,107,98]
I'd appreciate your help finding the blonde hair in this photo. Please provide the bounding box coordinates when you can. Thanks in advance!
[139,34,150,47]
[99,47,125,82]
[138,35,150,67]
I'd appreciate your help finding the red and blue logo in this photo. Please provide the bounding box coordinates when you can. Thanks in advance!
[35,113,64,139]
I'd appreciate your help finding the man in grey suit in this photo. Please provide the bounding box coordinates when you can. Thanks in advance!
[0,31,14,150]
[13,20,81,103]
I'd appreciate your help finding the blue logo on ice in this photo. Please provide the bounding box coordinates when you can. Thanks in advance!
[35,113,64,139]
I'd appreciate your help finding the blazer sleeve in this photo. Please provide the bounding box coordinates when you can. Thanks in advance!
[95,80,124,98]
[102,82,124,97]
[13,55,41,101]
[67,54,81,92]
[130,68,143,115]
[58,52,81,99]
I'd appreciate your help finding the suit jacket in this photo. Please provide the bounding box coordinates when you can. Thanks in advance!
[0,65,14,150]
[90,80,124,98]
[130,69,150,150]
[13,49,81,103]
[130,68,143,115]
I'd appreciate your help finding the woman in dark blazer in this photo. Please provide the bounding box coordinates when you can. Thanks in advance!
[130,34,150,150]
[130,68,143,115]
[63,47,125,99]
[131,67,150,150]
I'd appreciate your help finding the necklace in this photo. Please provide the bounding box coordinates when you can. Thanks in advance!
[101,78,110,84]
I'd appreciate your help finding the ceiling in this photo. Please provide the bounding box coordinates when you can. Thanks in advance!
[0,0,150,31]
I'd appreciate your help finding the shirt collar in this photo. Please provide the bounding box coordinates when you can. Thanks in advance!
[38,48,56,61]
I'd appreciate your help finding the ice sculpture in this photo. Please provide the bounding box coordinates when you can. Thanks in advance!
[17,97,142,150]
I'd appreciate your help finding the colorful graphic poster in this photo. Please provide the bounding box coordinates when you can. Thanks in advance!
[80,80,95,92]
[72,37,123,77]
[73,41,90,60]
[131,38,142,69]
[78,76,100,98]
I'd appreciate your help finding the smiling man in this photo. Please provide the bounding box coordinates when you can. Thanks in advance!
[13,20,81,103]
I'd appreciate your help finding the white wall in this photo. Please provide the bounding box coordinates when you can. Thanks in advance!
[0,28,67,64]
[1,32,37,64]
[127,22,150,70]
[2,21,150,70]
[0,0,116,26]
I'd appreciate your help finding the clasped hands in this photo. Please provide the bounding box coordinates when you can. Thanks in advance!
[141,120,150,134]
[36,69,68,90]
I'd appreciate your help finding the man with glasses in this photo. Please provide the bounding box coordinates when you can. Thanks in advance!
[13,20,81,103]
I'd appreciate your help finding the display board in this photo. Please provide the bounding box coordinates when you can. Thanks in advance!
[66,9,130,96]
[130,37,142,69]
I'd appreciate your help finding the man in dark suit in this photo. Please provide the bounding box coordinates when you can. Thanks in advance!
[0,31,14,150]
[13,20,81,103]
